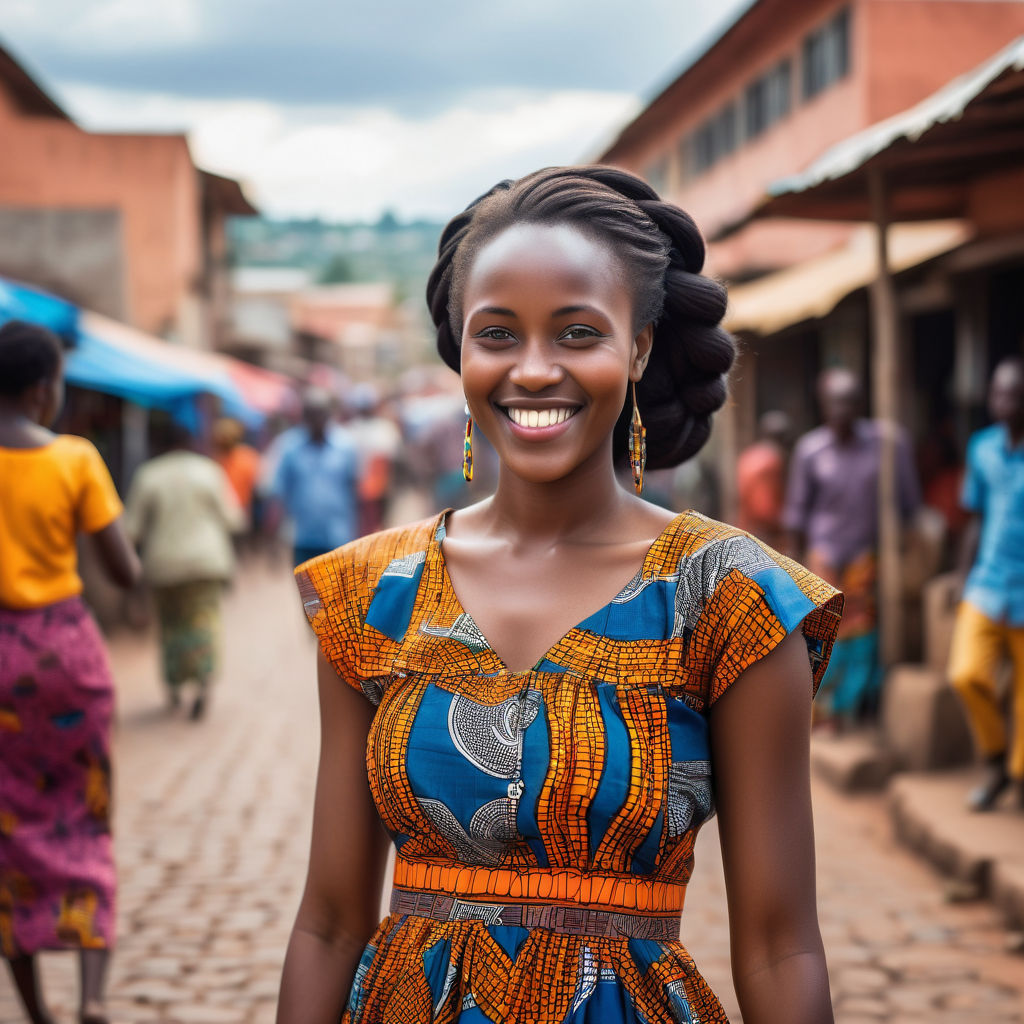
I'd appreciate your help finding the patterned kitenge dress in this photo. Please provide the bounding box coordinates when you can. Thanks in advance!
[296,510,842,1024]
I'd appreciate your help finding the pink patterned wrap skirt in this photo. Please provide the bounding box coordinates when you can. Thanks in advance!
[0,597,116,958]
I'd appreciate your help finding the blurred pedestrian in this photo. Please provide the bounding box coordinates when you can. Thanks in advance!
[344,385,401,536]
[124,422,243,720]
[0,321,140,1024]
[212,417,261,533]
[948,356,1024,811]
[270,388,359,565]
[783,368,920,724]
[737,409,791,547]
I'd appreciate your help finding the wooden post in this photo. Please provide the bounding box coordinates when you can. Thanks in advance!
[868,167,903,666]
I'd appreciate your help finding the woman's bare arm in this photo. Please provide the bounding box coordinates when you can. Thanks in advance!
[711,630,833,1024]
[277,650,391,1024]
[89,517,141,589]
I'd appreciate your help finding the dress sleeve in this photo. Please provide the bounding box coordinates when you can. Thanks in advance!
[76,440,123,533]
[295,547,373,700]
[703,539,844,707]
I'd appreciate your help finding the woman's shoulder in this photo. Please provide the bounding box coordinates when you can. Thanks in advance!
[44,434,107,475]
[296,514,441,603]
[42,433,93,458]
[660,509,841,628]
[654,509,776,573]
[665,511,843,702]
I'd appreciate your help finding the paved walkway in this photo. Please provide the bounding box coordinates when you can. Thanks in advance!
[3,561,1023,1023]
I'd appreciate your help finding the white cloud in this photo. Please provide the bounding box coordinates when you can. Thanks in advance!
[6,0,203,50]
[58,84,640,221]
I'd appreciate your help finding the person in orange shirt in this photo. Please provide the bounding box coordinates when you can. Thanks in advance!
[736,410,791,548]
[212,417,261,529]
[0,321,140,1024]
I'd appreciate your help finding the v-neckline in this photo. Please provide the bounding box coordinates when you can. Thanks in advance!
[431,509,686,675]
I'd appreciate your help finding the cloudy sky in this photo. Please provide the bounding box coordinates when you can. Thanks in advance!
[4,0,750,221]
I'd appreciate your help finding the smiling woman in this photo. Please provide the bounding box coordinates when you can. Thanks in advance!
[278,167,844,1024]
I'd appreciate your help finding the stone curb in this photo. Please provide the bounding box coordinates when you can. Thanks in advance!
[889,771,1024,930]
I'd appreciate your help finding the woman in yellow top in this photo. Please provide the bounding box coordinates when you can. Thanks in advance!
[0,321,140,1024]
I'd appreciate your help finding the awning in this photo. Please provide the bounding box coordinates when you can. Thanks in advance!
[0,276,78,340]
[78,311,261,426]
[0,276,267,425]
[224,359,299,418]
[64,331,215,409]
[724,220,972,336]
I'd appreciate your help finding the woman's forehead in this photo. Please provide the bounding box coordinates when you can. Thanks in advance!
[464,223,627,305]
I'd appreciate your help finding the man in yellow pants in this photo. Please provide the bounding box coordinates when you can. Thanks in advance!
[949,357,1024,811]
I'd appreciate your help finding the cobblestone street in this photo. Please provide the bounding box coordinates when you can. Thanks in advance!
[3,562,1023,1023]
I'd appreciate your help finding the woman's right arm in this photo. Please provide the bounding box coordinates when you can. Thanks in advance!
[277,650,391,1024]
[90,518,142,589]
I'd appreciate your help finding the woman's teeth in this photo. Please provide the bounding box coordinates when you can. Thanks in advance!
[505,407,577,428]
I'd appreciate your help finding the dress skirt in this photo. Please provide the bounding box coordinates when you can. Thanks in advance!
[0,597,116,958]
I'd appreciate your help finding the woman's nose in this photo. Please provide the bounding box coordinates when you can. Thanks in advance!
[507,341,563,391]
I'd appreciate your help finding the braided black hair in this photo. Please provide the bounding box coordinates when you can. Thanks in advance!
[425,166,735,468]
[0,320,63,397]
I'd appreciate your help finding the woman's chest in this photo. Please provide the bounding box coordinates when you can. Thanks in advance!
[364,669,714,873]
[440,541,660,675]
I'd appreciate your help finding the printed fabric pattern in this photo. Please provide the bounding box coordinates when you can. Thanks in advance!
[0,598,116,958]
[295,510,842,1024]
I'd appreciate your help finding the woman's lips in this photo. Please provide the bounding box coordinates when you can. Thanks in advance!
[497,404,581,439]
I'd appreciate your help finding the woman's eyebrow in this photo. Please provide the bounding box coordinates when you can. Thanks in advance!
[471,305,517,317]
[552,304,603,318]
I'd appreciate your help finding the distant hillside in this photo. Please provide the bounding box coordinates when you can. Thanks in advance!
[227,213,443,305]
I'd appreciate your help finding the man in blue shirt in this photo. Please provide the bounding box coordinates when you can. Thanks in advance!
[949,357,1024,811]
[271,389,359,566]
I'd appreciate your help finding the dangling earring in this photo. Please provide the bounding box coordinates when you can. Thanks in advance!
[463,404,474,483]
[628,380,646,495]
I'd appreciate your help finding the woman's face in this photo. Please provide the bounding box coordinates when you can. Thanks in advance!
[460,222,651,487]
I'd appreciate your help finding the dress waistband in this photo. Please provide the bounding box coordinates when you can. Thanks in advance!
[390,887,681,941]
[390,859,686,939]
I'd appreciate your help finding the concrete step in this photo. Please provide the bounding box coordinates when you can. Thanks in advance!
[889,769,1024,930]
[810,729,896,792]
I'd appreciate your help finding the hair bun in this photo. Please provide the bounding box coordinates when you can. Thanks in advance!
[637,200,706,273]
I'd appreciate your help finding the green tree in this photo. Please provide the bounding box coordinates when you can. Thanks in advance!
[318,254,356,284]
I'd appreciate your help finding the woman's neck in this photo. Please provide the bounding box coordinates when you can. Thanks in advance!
[482,450,636,548]
[0,406,52,447]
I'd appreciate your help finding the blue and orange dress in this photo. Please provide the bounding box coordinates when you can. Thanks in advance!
[296,509,842,1023]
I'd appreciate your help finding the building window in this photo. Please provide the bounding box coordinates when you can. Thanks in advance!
[691,102,739,176]
[802,7,851,100]
[744,58,792,139]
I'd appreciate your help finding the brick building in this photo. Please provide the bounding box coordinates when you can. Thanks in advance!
[598,0,1024,512]
[0,42,255,350]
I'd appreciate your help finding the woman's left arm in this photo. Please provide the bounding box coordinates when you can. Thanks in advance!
[710,629,833,1024]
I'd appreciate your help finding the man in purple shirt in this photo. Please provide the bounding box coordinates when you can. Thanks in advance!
[783,368,920,723]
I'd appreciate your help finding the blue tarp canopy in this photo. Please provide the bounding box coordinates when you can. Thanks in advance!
[0,276,260,427]
[0,275,78,339]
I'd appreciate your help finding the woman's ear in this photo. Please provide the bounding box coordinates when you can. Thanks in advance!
[630,324,654,382]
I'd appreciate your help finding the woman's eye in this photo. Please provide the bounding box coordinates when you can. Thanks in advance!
[560,326,601,342]
[476,327,516,343]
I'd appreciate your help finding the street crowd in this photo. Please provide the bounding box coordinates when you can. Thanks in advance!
[1,314,1023,1023]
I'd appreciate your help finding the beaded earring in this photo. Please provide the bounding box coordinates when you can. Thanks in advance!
[462,405,474,483]
[628,380,646,495]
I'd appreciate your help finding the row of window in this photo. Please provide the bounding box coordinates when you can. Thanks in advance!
[645,6,851,189]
